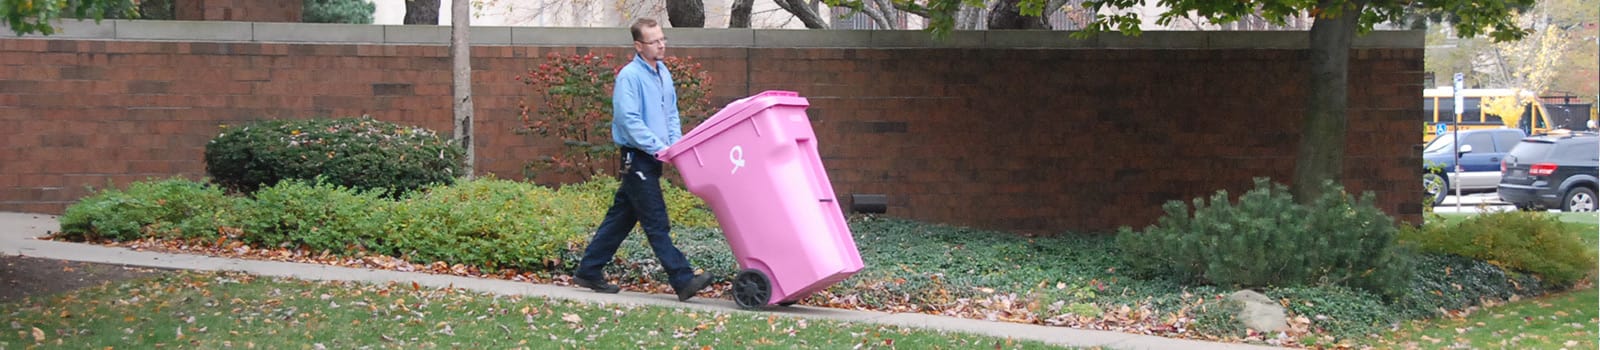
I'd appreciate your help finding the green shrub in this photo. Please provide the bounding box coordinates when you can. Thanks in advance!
[1116,179,1410,296]
[63,0,140,19]
[56,175,716,276]
[384,178,576,271]
[58,178,237,241]
[1399,211,1594,287]
[139,0,175,20]
[238,179,389,252]
[380,177,719,273]
[303,0,374,24]
[1300,184,1413,295]
[204,116,464,195]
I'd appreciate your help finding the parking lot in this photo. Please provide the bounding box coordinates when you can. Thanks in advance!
[1432,192,1516,213]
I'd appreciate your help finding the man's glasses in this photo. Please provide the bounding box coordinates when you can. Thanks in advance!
[637,37,668,46]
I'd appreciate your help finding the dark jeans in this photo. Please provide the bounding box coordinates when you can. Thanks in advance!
[574,147,696,290]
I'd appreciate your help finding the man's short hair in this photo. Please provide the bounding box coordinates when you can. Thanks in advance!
[631,18,660,42]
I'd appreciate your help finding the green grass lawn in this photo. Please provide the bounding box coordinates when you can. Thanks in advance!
[1433,211,1599,224]
[1552,212,1600,246]
[0,271,1069,349]
[1370,287,1597,349]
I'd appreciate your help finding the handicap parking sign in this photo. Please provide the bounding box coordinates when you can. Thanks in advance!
[1435,123,1447,136]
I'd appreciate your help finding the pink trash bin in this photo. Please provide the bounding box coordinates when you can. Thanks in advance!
[657,91,864,309]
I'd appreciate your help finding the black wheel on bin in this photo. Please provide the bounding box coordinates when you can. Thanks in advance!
[733,269,771,310]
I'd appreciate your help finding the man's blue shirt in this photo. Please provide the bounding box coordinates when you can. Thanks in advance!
[612,54,682,155]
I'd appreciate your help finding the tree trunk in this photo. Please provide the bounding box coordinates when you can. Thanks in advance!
[1290,1,1363,203]
[986,0,1050,29]
[451,0,474,177]
[772,0,828,28]
[404,0,439,25]
[862,0,896,29]
[667,0,706,27]
[730,0,754,27]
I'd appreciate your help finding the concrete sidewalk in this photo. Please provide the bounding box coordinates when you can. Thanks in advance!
[0,212,1284,350]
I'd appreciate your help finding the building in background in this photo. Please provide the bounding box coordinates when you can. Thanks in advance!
[372,0,841,28]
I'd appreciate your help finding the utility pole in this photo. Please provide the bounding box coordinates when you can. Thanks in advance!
[451,0,474,178]
[1453,73,1464,207]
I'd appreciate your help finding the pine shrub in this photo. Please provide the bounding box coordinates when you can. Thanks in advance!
[1116,178,1409,296]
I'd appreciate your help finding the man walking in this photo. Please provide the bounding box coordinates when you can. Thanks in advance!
[571,18,713,302]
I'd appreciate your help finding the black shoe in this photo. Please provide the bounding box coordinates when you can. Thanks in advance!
[573,276,620,294]
[676,274,713,301]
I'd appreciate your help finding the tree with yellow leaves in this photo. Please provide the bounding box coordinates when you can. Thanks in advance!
[1481,9,1569,96]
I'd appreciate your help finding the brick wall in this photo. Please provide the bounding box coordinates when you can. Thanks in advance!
[0,26,1424,233]
[767,48,1424,232]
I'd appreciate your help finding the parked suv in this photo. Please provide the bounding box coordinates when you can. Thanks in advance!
[1497,131,1599,212]
[1423,128,1526,205]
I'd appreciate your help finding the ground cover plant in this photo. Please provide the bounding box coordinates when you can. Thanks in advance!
[0,271,1063,349]
[49,177,1598,347]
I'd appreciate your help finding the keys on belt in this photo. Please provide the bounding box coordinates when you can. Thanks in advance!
[619,149,646,180]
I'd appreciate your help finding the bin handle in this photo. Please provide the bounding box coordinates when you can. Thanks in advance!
[726,91,799,107]
[797,138,835,202]
[755,90,798,98]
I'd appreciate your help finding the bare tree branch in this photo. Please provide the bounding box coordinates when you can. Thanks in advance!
[1045,0,1069,16]
[772,0,829,28]
[887,0,930,17]
[863,0,894,28]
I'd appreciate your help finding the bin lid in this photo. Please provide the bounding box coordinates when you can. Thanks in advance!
[660,90,809,160]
